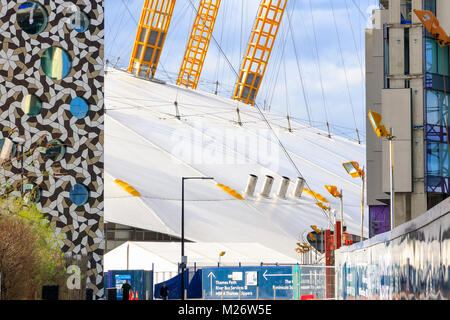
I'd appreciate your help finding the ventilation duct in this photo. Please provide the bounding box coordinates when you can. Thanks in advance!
[277,176,290,199]
[259,175,274,198]
[292,177,306,199]
[244,174,258,197]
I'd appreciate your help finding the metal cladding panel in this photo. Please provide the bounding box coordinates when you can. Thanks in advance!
[366,27,389,206]
[381,88,413,193]
[335,198,450,300]
[0,0,104,298]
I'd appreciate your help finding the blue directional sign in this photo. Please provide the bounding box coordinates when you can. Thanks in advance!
[202,266,294,300]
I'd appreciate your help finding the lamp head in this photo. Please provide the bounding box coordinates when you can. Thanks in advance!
[342,161,365,178]
[324,185,342,198]
[315,202,330,211]
[368,110,389,138]
[219,251,226,257]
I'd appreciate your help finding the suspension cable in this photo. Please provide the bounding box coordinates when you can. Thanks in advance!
[308,0,332,138]
[286,1,313,127]
[329,0,361,144]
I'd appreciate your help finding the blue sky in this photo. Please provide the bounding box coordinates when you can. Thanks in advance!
[105,0,381,142]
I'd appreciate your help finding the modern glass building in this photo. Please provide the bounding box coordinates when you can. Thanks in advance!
[366,0,449,237]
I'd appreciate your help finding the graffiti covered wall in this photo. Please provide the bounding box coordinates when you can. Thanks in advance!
[335,198,450,300]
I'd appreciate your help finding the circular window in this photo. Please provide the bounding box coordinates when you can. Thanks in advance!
[70,97,89,119]
[45,139,66,162]
[0,138,17,160]
[17,2,48,35]
[69,184,89,206]
[21,94,42,116]
[69,11,90,33]
[23,183,41,204]
[41,47,72,80]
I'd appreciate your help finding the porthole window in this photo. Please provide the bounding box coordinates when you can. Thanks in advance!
[21,94,42,116]
[23,183,41,204]
[17,2,48,35]
[69,11,90,33]
[45,139,66,162]
[41,47,72,80]
[69,184,89,206]
[70,97,89,119]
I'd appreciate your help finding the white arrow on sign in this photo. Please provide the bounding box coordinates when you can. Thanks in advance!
[263,270,292,281]
[207,272,216,295]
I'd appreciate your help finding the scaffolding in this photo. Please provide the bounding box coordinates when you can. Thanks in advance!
[177,0,221,89]
[233,0,287,106]
[128,0,176,79]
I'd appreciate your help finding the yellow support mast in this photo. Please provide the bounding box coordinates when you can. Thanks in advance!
[128,0,176,79]
[177,0,221,89]
[233,0,287,106]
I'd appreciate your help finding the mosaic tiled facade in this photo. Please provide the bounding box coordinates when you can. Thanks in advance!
[0,0,104,298]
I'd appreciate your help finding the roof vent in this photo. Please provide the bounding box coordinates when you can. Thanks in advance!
[244,174,258,197]
[276,176,290,199]
[292,177,306,199]
[259,175,274,198]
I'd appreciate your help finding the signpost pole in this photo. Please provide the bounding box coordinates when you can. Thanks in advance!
[180,176,214,301]
[181,178,185,301]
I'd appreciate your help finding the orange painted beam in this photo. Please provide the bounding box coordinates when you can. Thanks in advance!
[177,0,221,89]
[128,0,176,78]
[233,0,287,105]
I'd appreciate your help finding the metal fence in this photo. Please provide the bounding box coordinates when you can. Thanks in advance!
[292,265,336,300]
[154,264,337,300]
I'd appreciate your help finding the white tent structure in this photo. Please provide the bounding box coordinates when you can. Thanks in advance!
[104,68,366,262]
[104,241,300,283]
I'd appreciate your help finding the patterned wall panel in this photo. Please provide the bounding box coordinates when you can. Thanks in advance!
[0,0,104,298]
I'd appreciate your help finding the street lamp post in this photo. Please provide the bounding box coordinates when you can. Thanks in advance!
[360,170,365,241]
[219,251,226,265]
[324,185,344,245]
[342,162,365,240]
[181,176,214,301]
[368,110,395,231]
[388,129,395,230]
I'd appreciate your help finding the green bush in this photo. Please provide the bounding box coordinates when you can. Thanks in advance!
[0,197,66,300]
